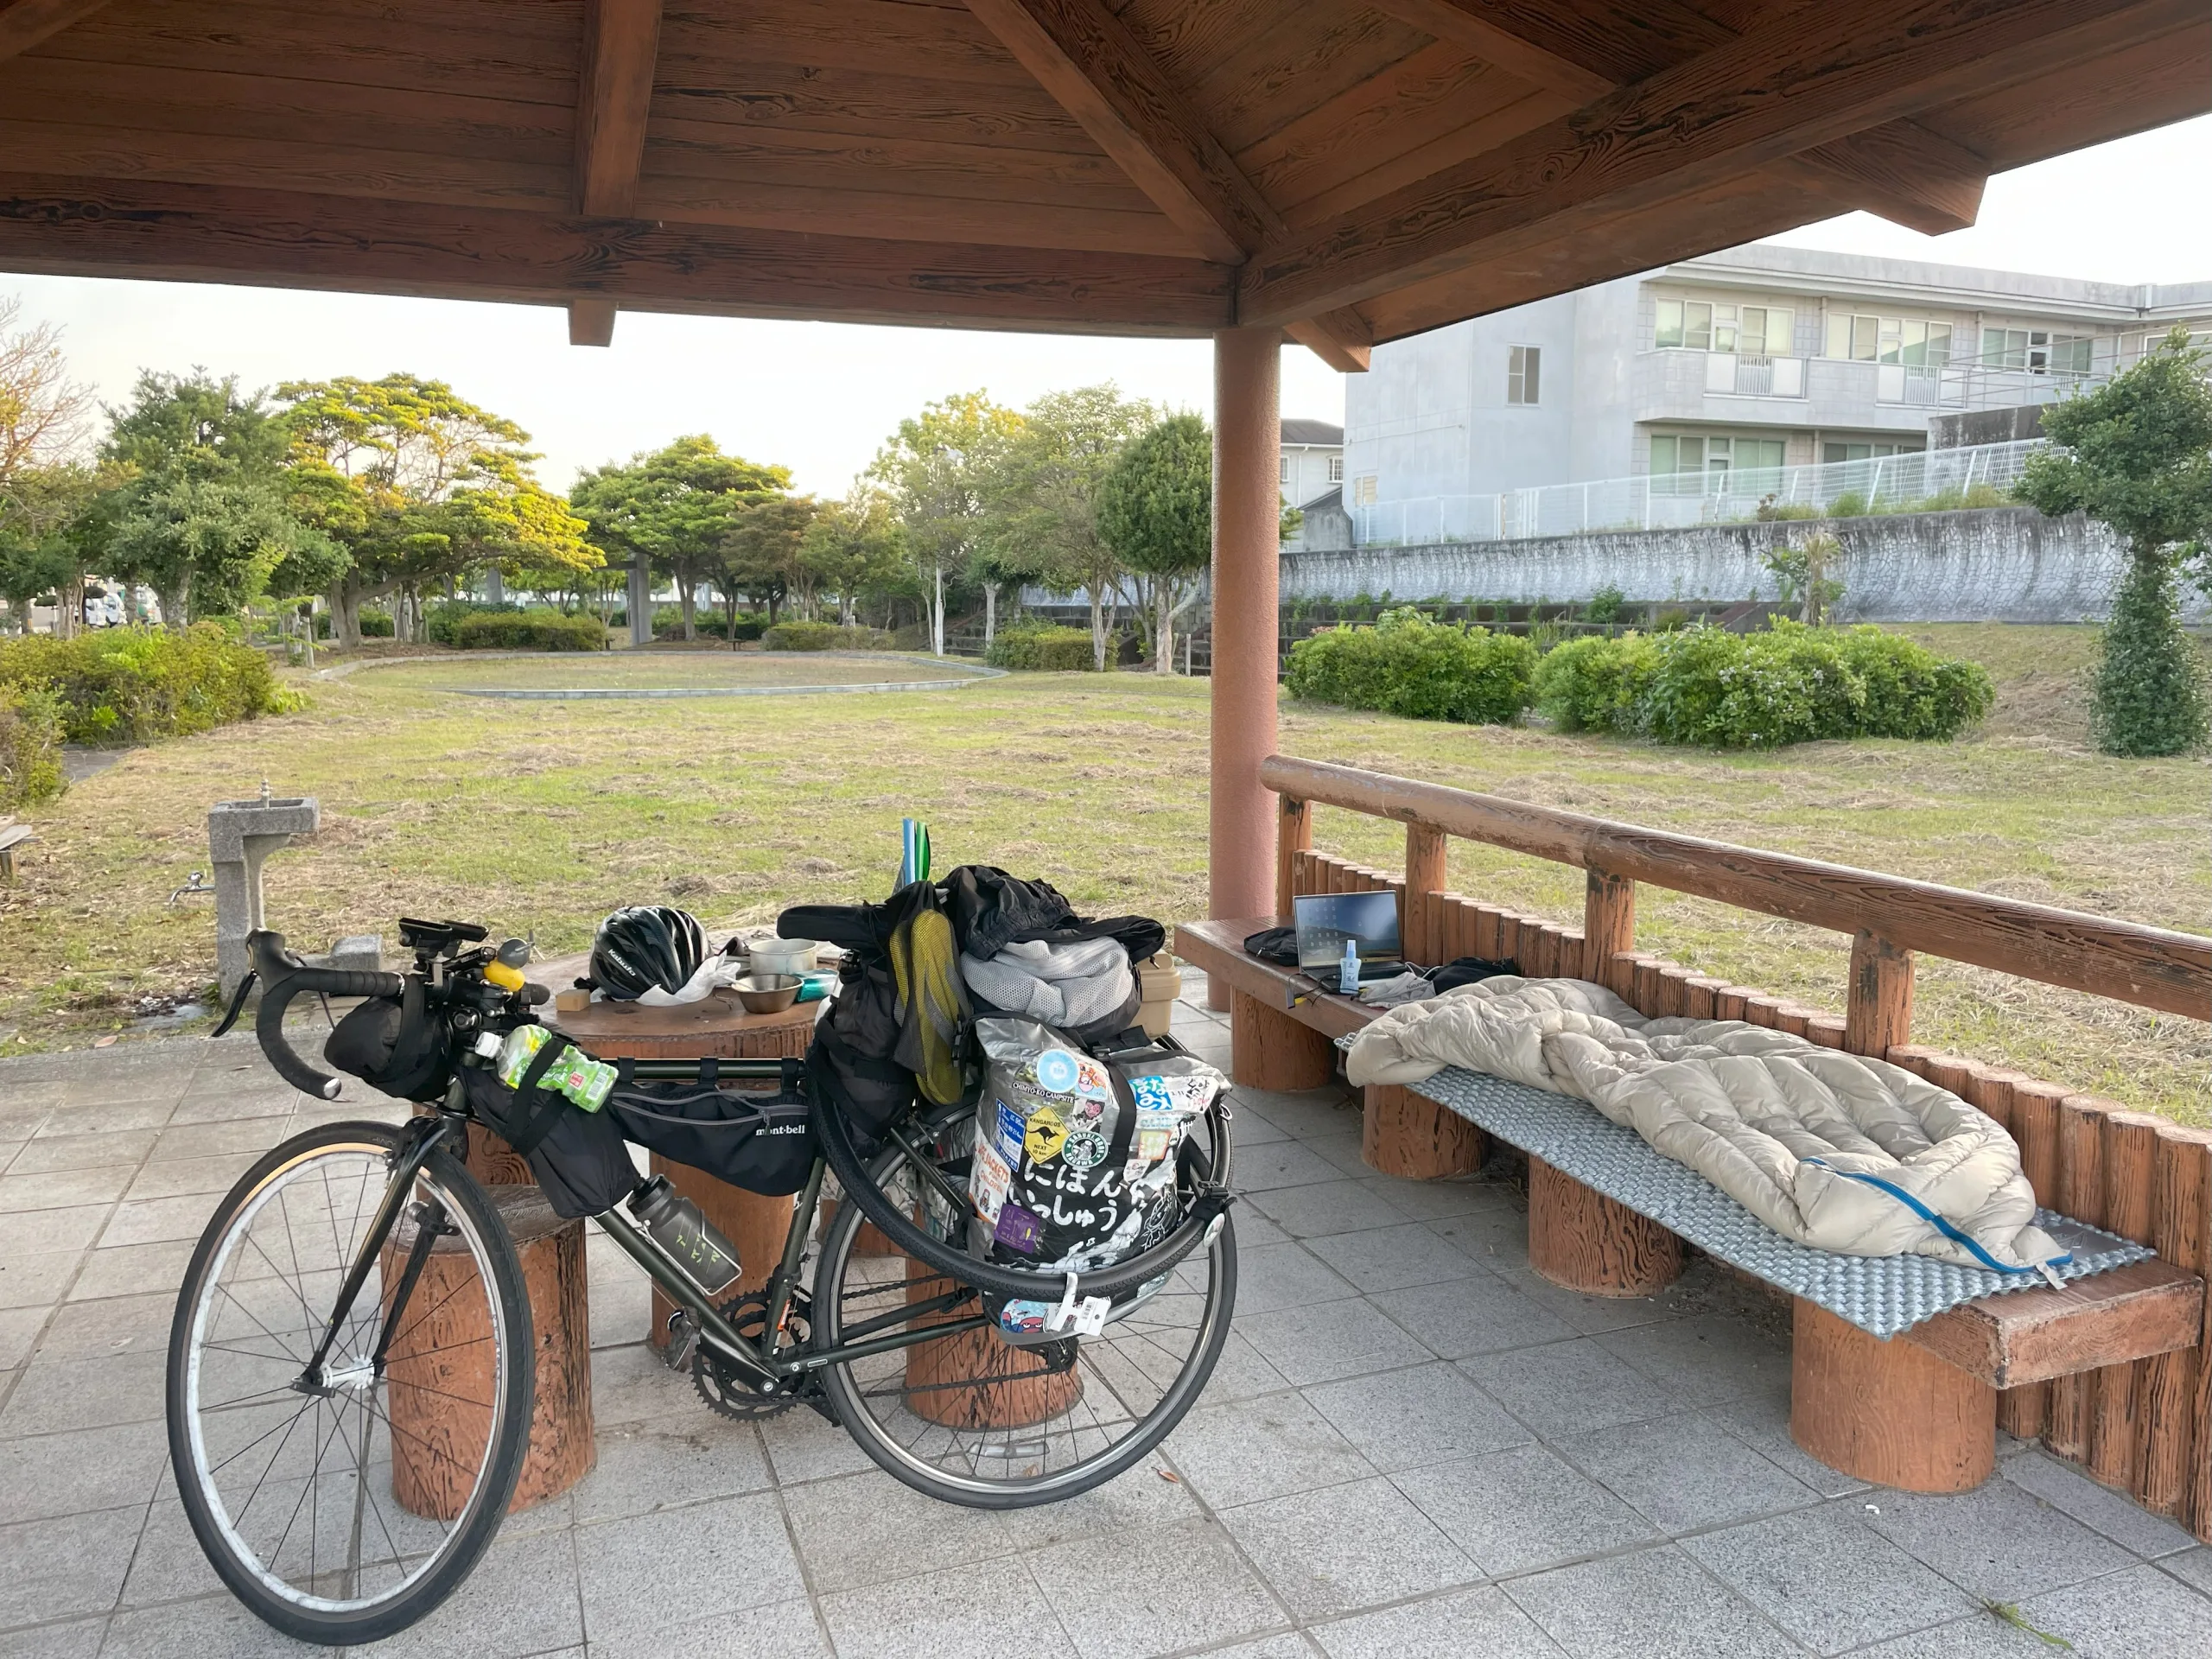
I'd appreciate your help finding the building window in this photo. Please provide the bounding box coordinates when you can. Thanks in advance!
[1823,441,1924,465]
[1656,299,1791,356]
[1507,345,1541,404]
[1352,474,1377,505]
[1980,327,2092,374]
[1649,432,1786,493]
[1278,454,1291,485]
[1327,455,1344,484]
[1827,313,1954,367]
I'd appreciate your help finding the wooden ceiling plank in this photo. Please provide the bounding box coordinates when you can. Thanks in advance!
[0,0,111,65]
[1371,0,1986,235]
[0,174,1236,334]
[572,0,664,346]
[1285,307,1371,372]
[1179,1,1427,158]
[568,297,617,346]
[1239,0,2192,327]
[962,0,1276,263]
[635,175,1194,256]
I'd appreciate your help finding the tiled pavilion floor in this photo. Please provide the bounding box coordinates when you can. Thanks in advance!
[2,973,2208,1658]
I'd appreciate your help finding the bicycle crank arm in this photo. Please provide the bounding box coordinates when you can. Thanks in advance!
[591,1205,782,1392]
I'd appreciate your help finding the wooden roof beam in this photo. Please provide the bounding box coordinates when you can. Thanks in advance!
[1286,308,1372,373]
[1371,0,1986,234]
[963,0,1280,265]
[0,0,111,65]
[1241,0,2193,327]
[569,0,663,346]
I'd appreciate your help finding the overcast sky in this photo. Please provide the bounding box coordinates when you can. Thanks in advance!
[8,114,2209,499]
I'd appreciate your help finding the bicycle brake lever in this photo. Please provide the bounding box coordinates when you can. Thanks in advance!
[210,970,257,1039]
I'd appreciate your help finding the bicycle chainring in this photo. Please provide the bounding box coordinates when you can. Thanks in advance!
[690,1294,817,1421]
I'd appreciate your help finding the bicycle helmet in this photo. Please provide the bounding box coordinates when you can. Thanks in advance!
[588,905,707,1000]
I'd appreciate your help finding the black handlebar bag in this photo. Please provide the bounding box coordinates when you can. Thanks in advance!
[323,979,454,1103]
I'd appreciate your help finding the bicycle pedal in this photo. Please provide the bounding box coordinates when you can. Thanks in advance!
[663,1312,701,1373]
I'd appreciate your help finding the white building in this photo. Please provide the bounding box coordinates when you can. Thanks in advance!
[1279,418,1348,551]
[1343,245,2212,539]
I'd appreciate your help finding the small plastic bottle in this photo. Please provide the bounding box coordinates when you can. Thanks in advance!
[493,1025,616,1112]
[1338,938,1361,995]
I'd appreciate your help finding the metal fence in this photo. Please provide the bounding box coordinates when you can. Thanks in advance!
[1350,437,2045,548]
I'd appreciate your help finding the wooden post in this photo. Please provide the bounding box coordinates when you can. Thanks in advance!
[2089,1110,2160,1487]
[1999,1078,2071,1442]
[1207,323,1281,1008]
[1363,1083,1485,1179]
[1527,1156,1683,1296]
[1630,958,1666,1017]
[1845,930,1914,1057]
[1806,1014,1847,1049]
[1656,964,1697,1017]
[1230,989,1336,1090]
[1791,1300,1994,1494]
[1404,820,1446,964]
[1275,794,1311,921]
[2139,1124,2211,1519]
[1713,985,1757,1021]
[1582,868,1635,984]
[2048,1094,2112,1462]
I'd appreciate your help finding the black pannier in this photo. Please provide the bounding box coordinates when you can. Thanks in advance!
[458,1066,639,1220]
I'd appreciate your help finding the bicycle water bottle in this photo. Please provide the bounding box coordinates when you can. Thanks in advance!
[628,1176,742,1297]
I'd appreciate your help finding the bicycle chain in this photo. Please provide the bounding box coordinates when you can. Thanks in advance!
[689,1294,820,1421]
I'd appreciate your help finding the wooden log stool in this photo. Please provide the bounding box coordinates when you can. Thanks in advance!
[1363,1083,1486,1179]
[545,974,820,1349]
[1790,1300,1994,1494]
[1526,1155,1685,1296]
[1230,988,1337,1090]
[902,1268,1084,1430]
[385,1183,593,1516]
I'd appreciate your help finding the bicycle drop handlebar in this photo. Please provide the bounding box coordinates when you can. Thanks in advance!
[246,930,405,1100]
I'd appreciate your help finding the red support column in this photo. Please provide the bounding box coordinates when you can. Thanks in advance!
[1208,324,1281,1009]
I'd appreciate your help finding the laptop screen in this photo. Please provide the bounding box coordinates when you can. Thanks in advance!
[1291,891,1402,973]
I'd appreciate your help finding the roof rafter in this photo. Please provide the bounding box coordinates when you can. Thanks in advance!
[569,0,664,346]
[1371,0,1986,233]
[0,0,111,66]
[1285,308,1371,372]
[1241,0,2192,327]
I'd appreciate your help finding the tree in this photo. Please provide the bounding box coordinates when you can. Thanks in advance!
[988,385,1154,669]
[0,462,104,632]
[1097,412,1211,674]
[2018,327,2212,755]
[571,435,786,640]
[871,391,1023,656]
[801,480,906,626]
[0,296,94,634]
[712,493,819,632]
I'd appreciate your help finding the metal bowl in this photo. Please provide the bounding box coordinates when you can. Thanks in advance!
[732,972,802,1014]
[750,938,819,976]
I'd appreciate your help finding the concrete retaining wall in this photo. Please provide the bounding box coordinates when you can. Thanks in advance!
[1279,508,2202,625]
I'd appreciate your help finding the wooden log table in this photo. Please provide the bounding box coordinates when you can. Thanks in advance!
[541,956,822,1348]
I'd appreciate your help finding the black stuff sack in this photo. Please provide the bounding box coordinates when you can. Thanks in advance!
[605,1076,817,1197]
[325,982,454,1103]
[460,1065,639,1220]
[805,957,918,1158]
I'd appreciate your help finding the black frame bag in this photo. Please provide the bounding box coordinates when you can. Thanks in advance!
[604,1064,817,1198]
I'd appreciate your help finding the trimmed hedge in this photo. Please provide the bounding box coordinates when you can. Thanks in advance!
[1286,608,1535,724]
[0,685,66,807]
[762,620,878,652]
[0,625,301,746]
[987,624,1100,671]
[451,608,608,651]
[1532,621,1993,748]
[428,599,519,644]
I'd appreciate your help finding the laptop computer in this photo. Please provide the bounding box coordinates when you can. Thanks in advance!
[1291,890,1406,982]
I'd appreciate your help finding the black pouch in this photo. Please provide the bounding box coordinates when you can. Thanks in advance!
[605,1068,817,1197]
[324,979,454,1102]
[459,1065,640,1219]
[804,957,918,1157]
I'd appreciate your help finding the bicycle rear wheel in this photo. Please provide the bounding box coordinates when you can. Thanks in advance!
[166,1120,533,1645]
[814,1103,1236,1507]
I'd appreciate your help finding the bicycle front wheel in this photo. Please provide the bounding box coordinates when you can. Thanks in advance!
[166,1120,533,1645]
[814,1103,1237,1508]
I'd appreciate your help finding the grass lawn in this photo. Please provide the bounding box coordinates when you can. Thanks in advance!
[4,625,2204,1122]
[355,651,982,692]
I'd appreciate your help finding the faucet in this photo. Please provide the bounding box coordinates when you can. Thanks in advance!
[168,870,213,906]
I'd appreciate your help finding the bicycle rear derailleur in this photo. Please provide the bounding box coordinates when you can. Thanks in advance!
[671,1294,827,1422]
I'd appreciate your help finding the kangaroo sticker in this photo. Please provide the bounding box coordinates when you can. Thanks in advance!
[1024,1106,1068,1165]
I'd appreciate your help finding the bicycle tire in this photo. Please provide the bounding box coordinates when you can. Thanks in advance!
[813,1103,1237,1509]
[166,1120,534,1646]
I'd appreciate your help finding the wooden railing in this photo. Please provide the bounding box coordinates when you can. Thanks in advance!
[1261,751,2212,1538]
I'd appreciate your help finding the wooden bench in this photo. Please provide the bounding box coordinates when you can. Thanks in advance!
[1174,915,2205,1496]
[0,819,34,883]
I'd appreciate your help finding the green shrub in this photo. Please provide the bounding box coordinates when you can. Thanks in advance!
[987,624,1100,671]
[0,684,67,807]
[1286,608,1534,724]
[0,625,301,745]
[1533,632,1661,732]
[760,620,862,652]
[427,599,518,644]
[450,607,607,651]
[1824,491,1870,519]
[312,608,393,639]
[2090,555,2208,756]
[1585,584,1627,626]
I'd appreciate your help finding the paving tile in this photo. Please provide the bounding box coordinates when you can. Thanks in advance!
[1231,1296,1435,1386]
[1847,1611,2073,1656]
[1304,1361,1531,1473]
[0,1252,78,1311]
[65,1243,194,1304]
[0,1615,105,1657]
[1026,1515,1284,1659]
[99,1594,313,1659]
[1303,1130,1373,1177]
[588,1273,652,1351]
[1563,1410,1820,1533]
[0,1350,165,1437]
[0,1168,133,1214]
[1681,1502,1974,1656]
[0,1505,142,1629]
[1859,1477,2139,1604]
[1492,1262,1699,1336]
[360,1526,587,1658]
[1161,1392,1373,1510]
[1236,1090,1360,1141]
[116,1489,225,1607]
[96,1195,221,1250]
[782,1468,1014,1593]
[753,1398,879,1486]
[5,1134,157,1176]
[2162,1547,2212,1595]
[1185,1637,1313,1659]
[32,1292,171,1361]
[819,1557,1069,1659]
[1372,1271,1579,1359]
[582,1341,708,1430]
[1700,1377,1869,1499]
[1219,1474,1480,1618]
[1393,1442,1657,1577]
[1594,1313,1789,1407]
[577,1491,804,1641]
[2014,1560,2212,1659]
[1192,1329,1296,1406]
[1424,1205,1533,1271]
[1459,1337,1680,1440]
[1224,1206,1291,1249]
[1369,1176,1517,1224]
[571,1414,773,1524]
[1302,1222,1486,1294]
[0,1420,166,1524]
[1243,1179,1411,1240]
[1236,1141,1350,1193]
[1505,1544,1808,1658]
[2000,1450,2200,1560]
[591,1597,830,1659]
[1224,1110,1290,1148]
[0,1308,43,1371]
[1231,1243,1361,1315]
[1016,1451,1208,1547]
[33,1101,175,1139]
[166,1087,298,1125]
[0,1208,109,1260]
[145,1120,285,1164]
[1309,1583,1566,1659]
[121,1154,257,1203]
